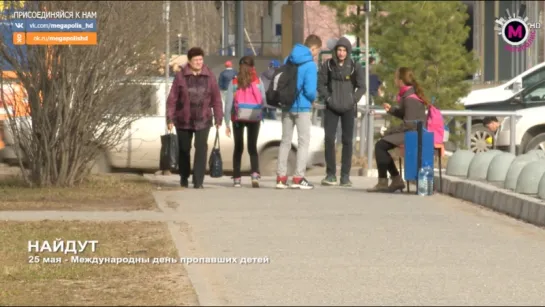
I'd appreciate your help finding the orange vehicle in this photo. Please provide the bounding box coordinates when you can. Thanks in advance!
[0,71,29,151]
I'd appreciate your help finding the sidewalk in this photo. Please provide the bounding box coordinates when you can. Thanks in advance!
[148,175,545,305]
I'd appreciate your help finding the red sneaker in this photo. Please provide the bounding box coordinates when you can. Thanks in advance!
[275,176,288,189]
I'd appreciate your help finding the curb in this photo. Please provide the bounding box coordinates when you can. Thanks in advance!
[359,168,446,178]
[152,193,228,306]
[436,174,545,227]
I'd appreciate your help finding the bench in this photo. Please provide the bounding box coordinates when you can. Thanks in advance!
[396,143,444,193]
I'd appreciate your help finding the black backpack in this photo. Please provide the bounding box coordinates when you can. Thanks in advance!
[266,61,301,109]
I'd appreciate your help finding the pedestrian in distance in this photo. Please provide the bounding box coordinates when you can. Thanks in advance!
[483,116,500,132]
[318,36,365,187]
[368,57,384,103]
[275,34,323,190]
[218,61,237,104]
[167,47,223,189]
[367,67,428,193]
[483,116,500,147]
[260,59,281,120]
[224,56,266,188]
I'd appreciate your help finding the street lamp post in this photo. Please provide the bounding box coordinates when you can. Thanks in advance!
[177,33,182,55]
[364,0,374,171]
[215,1,225,55]
[164,0,170,133]
[356,5,363,48]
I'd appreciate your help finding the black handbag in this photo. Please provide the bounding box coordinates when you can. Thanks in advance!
[160,132,179,171]
[208,129,223,178]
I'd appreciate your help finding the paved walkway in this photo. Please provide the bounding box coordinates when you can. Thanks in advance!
[4,175,545,305]
[151,175,545,306]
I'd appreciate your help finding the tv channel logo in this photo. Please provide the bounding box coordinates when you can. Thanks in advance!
[495,5,541,52]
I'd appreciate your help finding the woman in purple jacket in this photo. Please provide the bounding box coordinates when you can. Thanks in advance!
[167,47,223,189]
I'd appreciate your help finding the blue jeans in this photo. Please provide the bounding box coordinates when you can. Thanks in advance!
[263,108,277,120]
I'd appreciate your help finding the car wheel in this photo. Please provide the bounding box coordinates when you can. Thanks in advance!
[524,132,545,153]
[90,151,112,174]
[259,146,296,176]
[470,124,494,153]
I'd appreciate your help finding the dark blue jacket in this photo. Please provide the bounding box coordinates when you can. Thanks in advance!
[218,68,237,91]
[369,73,382,97]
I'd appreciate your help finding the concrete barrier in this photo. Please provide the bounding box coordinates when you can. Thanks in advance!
[504,154,540,191]
[525,149,545,159]
[467,150,502,180]
[486,152,516,183]
[446,150,475,177]
[440,148,545,227]
[537,173,545,200]
[515,160,545,195]
[436,174,545,227]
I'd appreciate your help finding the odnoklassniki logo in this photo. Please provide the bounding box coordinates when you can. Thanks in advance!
[495,5,541,52]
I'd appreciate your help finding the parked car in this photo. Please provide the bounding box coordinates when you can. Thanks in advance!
[460,62,545,152]
[2,78,326,175]
[494,79,545,154]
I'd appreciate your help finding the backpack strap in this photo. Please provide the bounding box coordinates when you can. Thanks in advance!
[406,93,434,109]
[327,58,356,80]
[350,58,356,88]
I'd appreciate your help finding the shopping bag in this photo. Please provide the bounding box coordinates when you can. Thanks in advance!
[160,132,178,171]
[208,129,223,178]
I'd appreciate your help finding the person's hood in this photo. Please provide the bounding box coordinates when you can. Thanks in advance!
[333,37,352,60]
[261,68,275,80]
[287,44,313,65]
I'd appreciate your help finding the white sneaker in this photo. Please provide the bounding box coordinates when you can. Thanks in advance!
[290,177,314,190]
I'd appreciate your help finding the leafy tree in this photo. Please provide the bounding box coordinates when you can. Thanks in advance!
[324,1,477,110]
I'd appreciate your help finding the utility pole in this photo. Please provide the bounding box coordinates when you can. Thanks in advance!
[177,33,182,55]
[356,5,363,48]
[164,0,170,132]
[224,1,230,55]
[221,1,225,54]
[364,0,374,169]
[235,1,244,57]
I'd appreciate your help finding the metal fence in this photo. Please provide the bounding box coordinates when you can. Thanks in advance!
[309,105,521,162]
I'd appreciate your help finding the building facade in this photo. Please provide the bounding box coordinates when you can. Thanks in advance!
[472,0,545,82]
[273,0,545,82]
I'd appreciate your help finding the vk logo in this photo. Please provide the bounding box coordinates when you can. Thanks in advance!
[14,22,23,29]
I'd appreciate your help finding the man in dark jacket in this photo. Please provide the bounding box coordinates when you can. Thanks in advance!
[317,37,365,187]
[368,57,383,103]
[218,61,237,104]
[260,59,280,120]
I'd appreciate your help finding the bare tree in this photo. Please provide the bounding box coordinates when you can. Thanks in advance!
[168,1,266,56]
[0,1,164,187]
[304,1,346,41]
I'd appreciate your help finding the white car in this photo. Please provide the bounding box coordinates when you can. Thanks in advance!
[92,116,325,175]
[461,61,545,108]
[2,78,326,175]
[495,80,545,154]
[460,62,545,152]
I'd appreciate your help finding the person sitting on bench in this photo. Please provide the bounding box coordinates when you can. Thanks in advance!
[367,67,428,193]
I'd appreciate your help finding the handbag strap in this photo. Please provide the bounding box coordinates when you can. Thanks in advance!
[214,128,220,150]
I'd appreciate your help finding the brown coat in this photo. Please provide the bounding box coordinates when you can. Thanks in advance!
[166,64,223,131]
[382,87,427,146]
